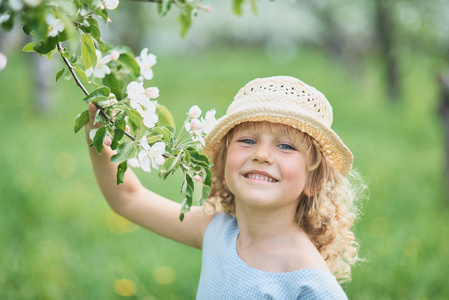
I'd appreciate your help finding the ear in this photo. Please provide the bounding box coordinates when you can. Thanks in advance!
[303,185,314,197]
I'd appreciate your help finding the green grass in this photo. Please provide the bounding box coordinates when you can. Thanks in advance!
[0,47,447,299]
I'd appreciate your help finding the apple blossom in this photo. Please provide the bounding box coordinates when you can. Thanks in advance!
[125,125,130,133]
[145,87,159,99]
[9,0,23,11]
[193,175,202,182]
[154,156,165,167]
[201,109,218,134]
[46,14,65,37]
[110,50,120,61]
[104,0,119,10]
[188,105,201,119]
[137,102,158,128]
[0,52,7,71]
[138,138,165,173]
[85,50,112,79]
[190,118,203,131]
[89,128,98,141]
[136,48,157,80]
[127,158,140,169]
[127,81,149,109]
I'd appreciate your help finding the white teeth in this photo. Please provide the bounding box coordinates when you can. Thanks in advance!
[246,174,275,182]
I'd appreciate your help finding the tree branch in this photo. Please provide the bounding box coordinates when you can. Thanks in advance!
[56,42,136,141]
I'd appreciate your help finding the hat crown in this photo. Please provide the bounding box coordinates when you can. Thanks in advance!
[228,76,333,128]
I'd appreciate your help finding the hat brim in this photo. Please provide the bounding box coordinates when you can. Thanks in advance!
[204,104,353,176]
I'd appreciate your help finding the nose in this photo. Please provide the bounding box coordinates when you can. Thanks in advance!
[252,142,274,164]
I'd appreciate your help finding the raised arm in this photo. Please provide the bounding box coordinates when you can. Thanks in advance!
[85,103,215,249]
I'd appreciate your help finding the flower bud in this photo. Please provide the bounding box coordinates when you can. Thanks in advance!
[154,156,165,167]
[104,136,112,146]
[99,3,105,10]
[204,5,212,12]
[145,87,159,99]
[188,105,201,119]
[193,175,202,182]
[125,125,130,133]
[190,119,203,131]
[110,50,120,61]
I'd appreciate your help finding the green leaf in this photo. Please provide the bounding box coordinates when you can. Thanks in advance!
[93,126,107,154]
[56,68,65,82]
[250,0,258,15]
[233,0,245,16]
[84,86,111,103]
[103,73,124,100]
[1,14,14,31]
[162,156,179,175]
[116,161,127,185]
[33,36,58,55]
[22,42,36,52]
[87,18,101,41]
[74,110,90,133]
[110,141,138,164]
[81,34,97,69]
[158,0,172,16]
[118,52,140,77]
[151,127,172,143]
[125,108,143,129]
[156,104,176,128]
[178,5,194,38]
[200,184,211,205]
[111,119,126,150]
[69,53,78,64]
[73,67,89,83]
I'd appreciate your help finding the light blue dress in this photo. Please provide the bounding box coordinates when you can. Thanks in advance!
[196,213,348,300]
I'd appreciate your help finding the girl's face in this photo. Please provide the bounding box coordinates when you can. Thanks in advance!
[224,122,309,212]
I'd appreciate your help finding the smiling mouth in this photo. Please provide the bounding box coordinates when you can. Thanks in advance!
[243,173,278,183]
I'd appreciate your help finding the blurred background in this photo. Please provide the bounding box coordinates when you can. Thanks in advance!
[1,0,449,299]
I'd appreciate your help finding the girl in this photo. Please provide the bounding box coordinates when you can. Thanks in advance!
[86,76,364,299]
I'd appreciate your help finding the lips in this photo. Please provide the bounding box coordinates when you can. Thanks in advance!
[242,171,278,183]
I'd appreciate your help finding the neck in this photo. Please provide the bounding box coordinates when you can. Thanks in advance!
[234,202,302,246]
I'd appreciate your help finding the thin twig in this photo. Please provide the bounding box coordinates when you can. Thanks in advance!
[56,42,136,141]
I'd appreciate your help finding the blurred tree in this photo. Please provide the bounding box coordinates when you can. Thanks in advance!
[374,0,400,101]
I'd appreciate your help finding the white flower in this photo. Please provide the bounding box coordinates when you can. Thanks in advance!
[9,0,23,11]
[185,120,205,147]
[104,0,119,10]
[85,50,111,79]
[127,158,140,169]
[46,14,65,37]
[110,50,120,61]
[24,0,41,7]
[0,52,7,71]
[201,109,218,134]
[136,48,157,80]
[190,119,203,131]
[126,81,149,109]
[138,138,165,173]
[188,105,201,119]
[89,128,98,141]
[145,87,159,99]
[137,102,158,128]
[154,156,165,167]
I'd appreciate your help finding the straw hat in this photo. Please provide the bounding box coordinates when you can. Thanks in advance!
[204,76,353,176]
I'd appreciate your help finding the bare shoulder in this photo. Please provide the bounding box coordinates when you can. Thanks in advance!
[283,232,330,272]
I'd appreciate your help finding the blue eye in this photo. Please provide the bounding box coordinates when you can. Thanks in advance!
[278,144,295,150]
[239,139,256,145]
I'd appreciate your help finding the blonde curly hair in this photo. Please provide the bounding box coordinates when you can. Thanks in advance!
[206,121,365,283]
